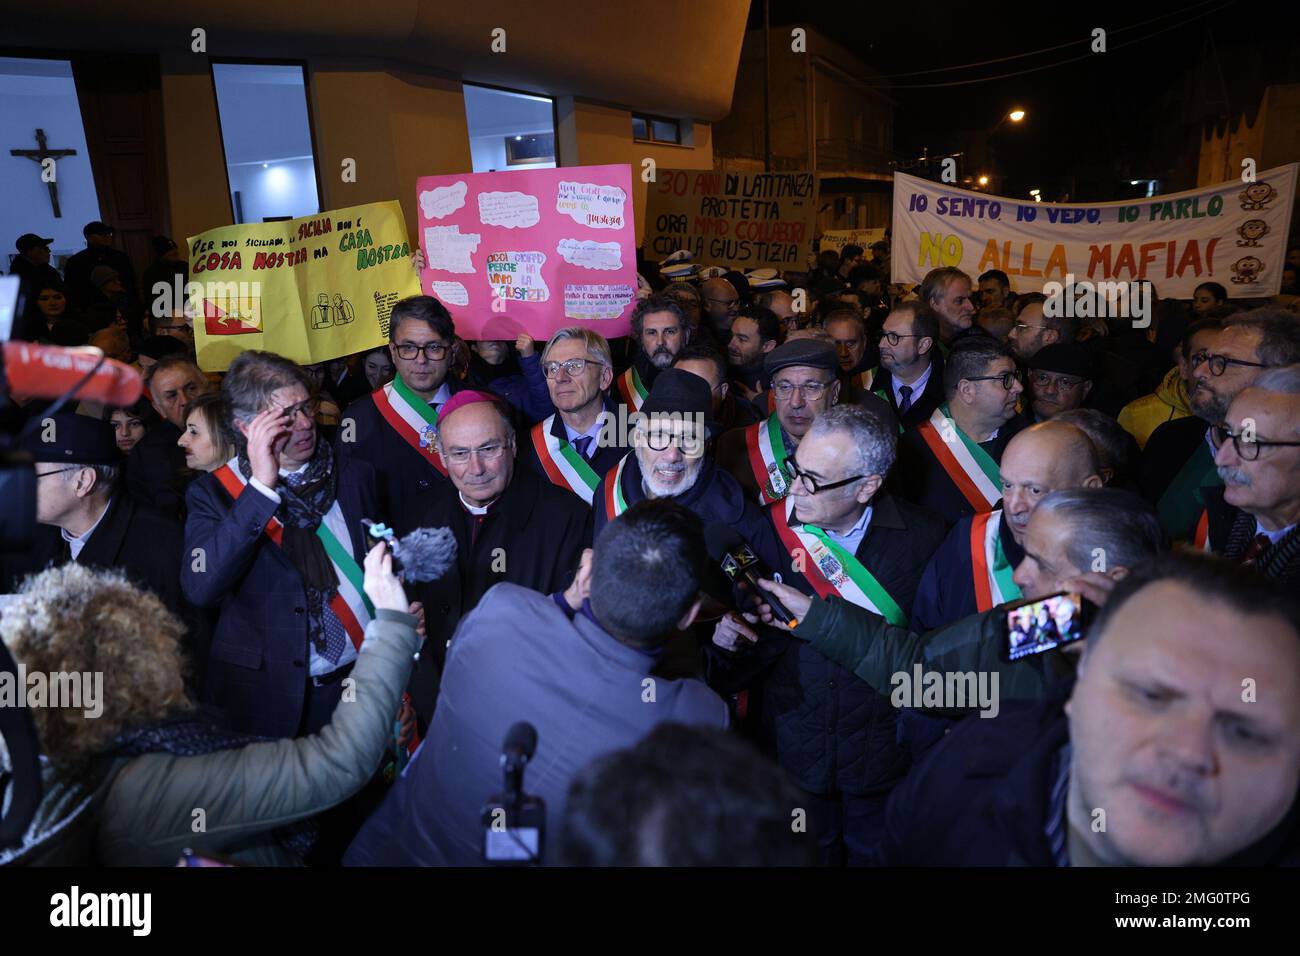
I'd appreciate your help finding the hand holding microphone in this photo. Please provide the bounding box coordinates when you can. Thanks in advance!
[703,523,801,628]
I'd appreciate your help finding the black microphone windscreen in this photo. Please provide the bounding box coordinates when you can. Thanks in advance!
[392,526,458,582]
[503,721,538,760]
[703,522,745,563]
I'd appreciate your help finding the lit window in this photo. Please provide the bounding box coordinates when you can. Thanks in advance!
[212,63,320,224]
[464,85,555,172]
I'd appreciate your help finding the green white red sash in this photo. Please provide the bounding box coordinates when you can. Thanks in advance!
[214,461,419,754]
[917,404,1002,512]
[970,509,1022,612]
[371,375,447,476]
[602,454,632,521]
[531,414,602,505]
[771,497,906,626]
[214,462,374,653]
[615,367,648,411]
[744,416,790,504]
[1193,508,1212,552]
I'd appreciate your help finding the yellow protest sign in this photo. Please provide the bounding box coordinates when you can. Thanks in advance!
[186,201,420,372]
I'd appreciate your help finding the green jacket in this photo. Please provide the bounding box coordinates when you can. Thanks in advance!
[791,596,1076,713]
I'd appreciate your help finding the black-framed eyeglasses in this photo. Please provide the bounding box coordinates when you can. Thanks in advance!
[542,358,605,379]
[641,425,706,457]
[394,341,449,361]
[965,370,1023,390]
[269,397,321,422]
[783,456,867,494]
[1191,351,1268,377]
[35,466,83,480]
[879,331,923,347]
[1210,423,1300,462]
[1029,371,1085,390]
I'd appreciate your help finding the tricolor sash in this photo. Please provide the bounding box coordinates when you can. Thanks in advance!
[917,404,1002,512]
[214,462,374,652]
[615,366,648,411]
[970,510,1022,612]
[1156,436,1222,542]
[371,375,447,476]
[214,461,419,755]
[602,454,632,521]
[744,416,790,504]
[772,497,906,626]
[1193,508,1212,553]
[531,415,602,505]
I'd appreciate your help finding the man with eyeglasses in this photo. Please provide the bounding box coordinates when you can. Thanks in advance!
[1007,299,1076,363]
[709,403,947,865]
[716,340,842,505]
[1118,318,1220,450]
[127,354,212,520]
[1140,310,1300,543]
[593,370,779,572]
[875,301,944,429]
[523,327,625,505]
[895,337,1028,525]
[183,350,384,738]
[1026,344,1095,422]
[18,413,184,614]
[1201,365,1300,586]
[337,295,469,533]
[407,391,591,720]
[615,294,692,412]
[699,276,742,343]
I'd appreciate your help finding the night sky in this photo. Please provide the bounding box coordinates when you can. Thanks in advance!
[748,0,1300,201]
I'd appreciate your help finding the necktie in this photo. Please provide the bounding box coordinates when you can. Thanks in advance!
[573,435,594,460]
[898,385,913,415]
[1239,533,1271,566]
[321,604,348,665]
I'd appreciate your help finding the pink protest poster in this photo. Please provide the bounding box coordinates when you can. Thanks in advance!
[415,164,638,342]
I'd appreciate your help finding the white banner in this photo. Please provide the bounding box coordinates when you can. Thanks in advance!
[890,166,1297,299]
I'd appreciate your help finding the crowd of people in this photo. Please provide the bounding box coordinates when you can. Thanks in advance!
[2,225,1300,868]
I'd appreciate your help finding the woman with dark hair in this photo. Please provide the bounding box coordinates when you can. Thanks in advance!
[16,277,86,342]
[105,398,159,456]
[1192,281,1228,316]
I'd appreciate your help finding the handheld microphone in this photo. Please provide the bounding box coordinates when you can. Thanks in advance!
[501,721,538,773]
[704,522,797,627]
[1,342,143,407]
[362,521,457,582]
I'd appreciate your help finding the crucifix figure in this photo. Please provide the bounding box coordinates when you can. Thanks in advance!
[10,128,78,218]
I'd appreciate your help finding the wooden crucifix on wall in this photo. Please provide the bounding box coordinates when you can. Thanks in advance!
[10,128,78,218]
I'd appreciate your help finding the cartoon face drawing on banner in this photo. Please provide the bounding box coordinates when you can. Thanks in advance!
[1239,182,1277,210]
[1231,256,1265,284]
[1237,219,1269,247]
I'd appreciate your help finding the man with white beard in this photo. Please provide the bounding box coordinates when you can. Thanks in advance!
[593,368,780,568]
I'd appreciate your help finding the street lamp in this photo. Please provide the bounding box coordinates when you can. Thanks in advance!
[978,175,990,187]
[1008,109,1026,123]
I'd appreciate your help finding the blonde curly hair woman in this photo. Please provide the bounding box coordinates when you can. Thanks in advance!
[0,544,418,866]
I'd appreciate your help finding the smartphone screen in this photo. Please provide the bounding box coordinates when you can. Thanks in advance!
[1003,591,1094,662]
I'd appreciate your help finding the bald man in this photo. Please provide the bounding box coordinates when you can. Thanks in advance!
[910,420,1104,634]
[699,276,741,341]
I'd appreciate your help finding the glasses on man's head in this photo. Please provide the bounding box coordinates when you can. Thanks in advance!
[394,341,448,361]
[1190,351,1267,377]
[1030,371,1084,391]
[1210,423,1300,462]
[783,456,867,495]
[269,397,321,422]
[879,331,922,347]
[771,379,831,401]
[965,370,1023,390]
[542,358,604,379]
[442,441,509,466]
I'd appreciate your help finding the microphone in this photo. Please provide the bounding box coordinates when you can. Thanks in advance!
[362,521,457,582]
[501,721,538,771]
[1,342,143,407]
[704,522,797,628]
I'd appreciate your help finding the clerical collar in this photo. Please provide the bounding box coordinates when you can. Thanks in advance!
[458,492,494,515]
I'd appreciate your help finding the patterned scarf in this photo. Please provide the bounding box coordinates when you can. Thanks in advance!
[236,440,340,655]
